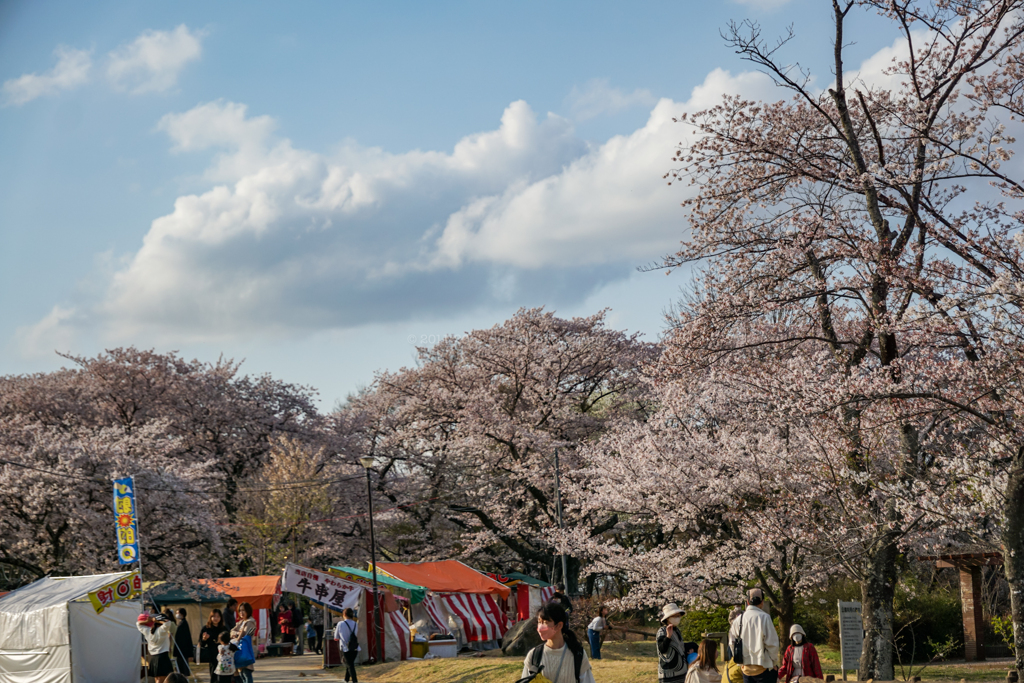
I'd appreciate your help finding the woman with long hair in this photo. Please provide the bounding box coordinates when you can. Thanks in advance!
[684,639,722,683]
[199,609,228,680]
[520,601,596,683]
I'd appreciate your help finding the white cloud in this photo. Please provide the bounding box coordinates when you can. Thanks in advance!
[27,68,781,346]
[2,46,92,106]
[566,79,656,121]
[15,305,79,358]
[107,25,203,94]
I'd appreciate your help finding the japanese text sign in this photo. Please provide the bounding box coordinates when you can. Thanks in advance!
[282,562,361,613]
[113,477,140,565]
[88,571,142,614]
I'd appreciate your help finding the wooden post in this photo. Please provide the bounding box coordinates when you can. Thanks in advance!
[959,566,986,661]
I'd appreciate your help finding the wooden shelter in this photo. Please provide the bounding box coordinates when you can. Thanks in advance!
[918,550,1003,661]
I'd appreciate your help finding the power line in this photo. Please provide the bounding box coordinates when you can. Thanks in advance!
[0,458,366,494]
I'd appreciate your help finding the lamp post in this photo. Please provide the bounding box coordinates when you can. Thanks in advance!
[359,456,384,663]
[554,448,569,592]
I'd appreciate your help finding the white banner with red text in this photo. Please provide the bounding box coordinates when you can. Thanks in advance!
[281,562,361,613]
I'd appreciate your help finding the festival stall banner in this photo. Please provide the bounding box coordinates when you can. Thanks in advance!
[282,563,361,613]
[112,478,140,565]
[88,571,142,613]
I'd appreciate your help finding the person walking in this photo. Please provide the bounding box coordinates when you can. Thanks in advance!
[292,600,305,655]
[172,608,193,676]
[657,603,688,683]
[334,608,361,683]
[728,589,780,683]
[685,639,723,683]
[306,621,317,653]
[552,584,573,614]
[586,605,610,660]
[520,601,596,683]
[137,612,174,683]
[777,624,822,683]
[310,604,325,654]
[230,602,258,683]
[199,609,228,680]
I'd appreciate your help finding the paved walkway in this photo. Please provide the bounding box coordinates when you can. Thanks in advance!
[190,653,338,683]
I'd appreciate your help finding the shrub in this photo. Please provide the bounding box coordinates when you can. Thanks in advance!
[992,615,1016,655]
[680,607,732,642]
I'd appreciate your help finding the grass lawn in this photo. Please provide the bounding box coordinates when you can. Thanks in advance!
[348,641,1016,683]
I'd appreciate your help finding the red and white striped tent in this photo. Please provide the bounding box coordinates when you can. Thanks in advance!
[517,584,556,621]
[348,588,413,664]
[481,571,555,622]
[377,561,511,649]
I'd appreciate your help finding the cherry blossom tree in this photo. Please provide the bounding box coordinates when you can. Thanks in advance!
[0,347,327,583]
[0,416,224,583]
[659,1,1024,675]
[340,308,656,592]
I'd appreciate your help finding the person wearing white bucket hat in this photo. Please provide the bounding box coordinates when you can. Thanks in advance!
[777,624,822,683]
[656,603,688,682]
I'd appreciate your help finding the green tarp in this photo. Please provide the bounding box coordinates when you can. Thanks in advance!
[328,566,427,604]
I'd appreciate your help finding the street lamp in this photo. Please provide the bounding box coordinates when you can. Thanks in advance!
[360,456,384,662]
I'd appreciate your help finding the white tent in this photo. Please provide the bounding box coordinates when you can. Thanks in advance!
[0,573,142,683]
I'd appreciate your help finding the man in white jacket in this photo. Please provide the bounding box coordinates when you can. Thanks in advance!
[728,589,780,683]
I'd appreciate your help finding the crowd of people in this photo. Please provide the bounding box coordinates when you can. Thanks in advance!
[515,586,823,683]
[135,596,308,683]
[646,587,822,683]
[133,582,820,683]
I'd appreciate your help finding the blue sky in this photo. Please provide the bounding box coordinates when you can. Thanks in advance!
[0,0,898,407]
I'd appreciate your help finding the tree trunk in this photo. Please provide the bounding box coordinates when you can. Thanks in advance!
[777,579,796,645]
[859,533,898,681]
[551,555,581,595]
[1003,446,1024,680]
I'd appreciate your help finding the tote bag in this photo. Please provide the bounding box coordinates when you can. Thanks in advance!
[234,634,256,668]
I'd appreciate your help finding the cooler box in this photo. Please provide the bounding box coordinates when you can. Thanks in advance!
[428,640,457,658]
[411,641,429,658]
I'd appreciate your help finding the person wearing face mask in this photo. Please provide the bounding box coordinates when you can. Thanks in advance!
[656,603,688,683]
[520,601,595,683]
[777,624,822,683]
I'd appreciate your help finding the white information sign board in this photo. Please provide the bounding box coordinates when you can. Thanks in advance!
[838,600,863,680]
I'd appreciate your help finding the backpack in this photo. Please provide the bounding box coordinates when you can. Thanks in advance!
[526,644,582,683]
[340,620,359,652]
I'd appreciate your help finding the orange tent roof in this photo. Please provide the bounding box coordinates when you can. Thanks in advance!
[376,561,510,599]
[198,576,281,611]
